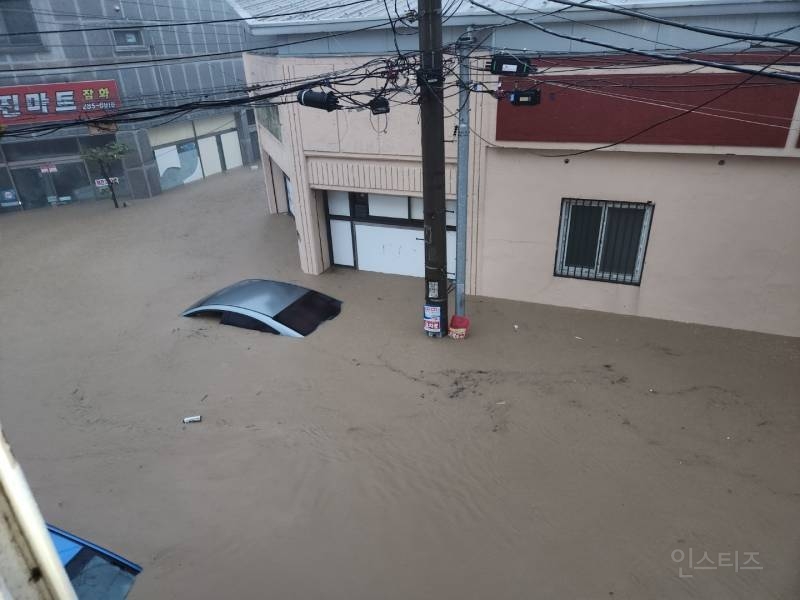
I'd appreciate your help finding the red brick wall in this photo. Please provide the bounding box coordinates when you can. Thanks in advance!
[495,73,798,147]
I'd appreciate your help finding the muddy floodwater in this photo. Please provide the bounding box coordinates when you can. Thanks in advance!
[1,169,798,599]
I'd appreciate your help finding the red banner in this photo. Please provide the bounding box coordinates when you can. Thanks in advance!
[0,80,121,126]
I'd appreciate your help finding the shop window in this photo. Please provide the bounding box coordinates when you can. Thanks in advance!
[554,198,654,285]
[51,162,94,203]
[79,134,118,153]
[10,162,93,209]
[0,0,40,49]
[10,167,48,209]
[2,137,80,162]
[113,29,145,50]
[0,167,20,209]
[86,158,131,199]
[154,141,203,191]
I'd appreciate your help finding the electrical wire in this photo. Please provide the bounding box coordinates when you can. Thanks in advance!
[3,57,409,137]
[382,0,409,65]
[530,78,793,127]
[2,0,375,37]
[1,20,395,75]
[493,0,758,57]
[537,47,798,157]
[544,0,800,49]
[469,1,800,83]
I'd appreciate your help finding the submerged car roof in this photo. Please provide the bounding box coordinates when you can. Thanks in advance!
[184,279,309,318]
[48,524,141,599]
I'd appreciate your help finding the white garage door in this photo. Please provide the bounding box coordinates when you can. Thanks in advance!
[354,223,425,277]
[352,224,455,278]
[327,191,455,279]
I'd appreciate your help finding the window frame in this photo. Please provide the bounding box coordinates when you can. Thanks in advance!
[112,29,146,51]
[255,103,281,141]
[554,198,654,286]
[324,191,457,271]
[0,0,42,51]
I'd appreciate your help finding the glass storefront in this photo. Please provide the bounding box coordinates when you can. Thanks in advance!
[154,141,203,191]
[1,133,131,212]
[148,114,244,192]
[3,137,80,162]
[10,167,49,210]
[0,167,20,210]
[10,162,93,209]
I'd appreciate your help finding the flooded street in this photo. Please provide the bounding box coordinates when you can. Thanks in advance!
[1,168,798,599]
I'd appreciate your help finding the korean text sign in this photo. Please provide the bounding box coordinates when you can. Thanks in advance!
[0,80,121,126]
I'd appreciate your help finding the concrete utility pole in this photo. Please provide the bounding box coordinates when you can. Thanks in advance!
[418,0,449,337]
[454,31,473,317]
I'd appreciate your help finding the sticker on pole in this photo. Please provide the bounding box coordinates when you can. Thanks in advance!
[424,304,441,334]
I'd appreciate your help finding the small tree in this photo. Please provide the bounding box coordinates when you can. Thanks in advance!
[82,141,129,208]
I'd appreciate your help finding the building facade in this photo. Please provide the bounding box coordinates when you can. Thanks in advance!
[0,0,259,212]
[240,0,800,337]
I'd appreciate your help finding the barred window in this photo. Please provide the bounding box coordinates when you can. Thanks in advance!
[555,198,654,285]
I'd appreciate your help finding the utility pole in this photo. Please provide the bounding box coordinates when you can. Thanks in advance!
[418,0,449,337]
[454,31,473,317]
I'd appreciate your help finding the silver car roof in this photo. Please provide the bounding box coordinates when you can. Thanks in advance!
[183,279,309,319]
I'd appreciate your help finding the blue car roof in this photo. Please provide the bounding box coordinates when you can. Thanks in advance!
[47,524,142,574]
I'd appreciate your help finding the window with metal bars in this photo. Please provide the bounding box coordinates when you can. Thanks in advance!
[554,198,654,285]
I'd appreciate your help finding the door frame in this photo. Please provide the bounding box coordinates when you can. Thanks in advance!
[323,189,456,271]
[9,158,94,208]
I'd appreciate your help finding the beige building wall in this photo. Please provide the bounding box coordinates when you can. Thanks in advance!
[477,150,800,336]
[245,53,800,336]
[244,53,463,276]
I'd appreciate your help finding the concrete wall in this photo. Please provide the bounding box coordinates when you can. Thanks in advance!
[477,150,800,336]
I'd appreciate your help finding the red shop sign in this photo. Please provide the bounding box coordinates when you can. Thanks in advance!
[0,80,121,126]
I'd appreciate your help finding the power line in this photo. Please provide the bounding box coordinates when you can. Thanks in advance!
[3,54,242,81]
[531,78,793,127]
[493,0,754,57]
[438,41,798,150]
[383,0,409,63]
[3,0,374,37]
[545,0,800,49]
[468,1,800,83]
[464,16,800,66]
[1,20,395,75]
[3,57,407,137]
[538,48,798,157]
